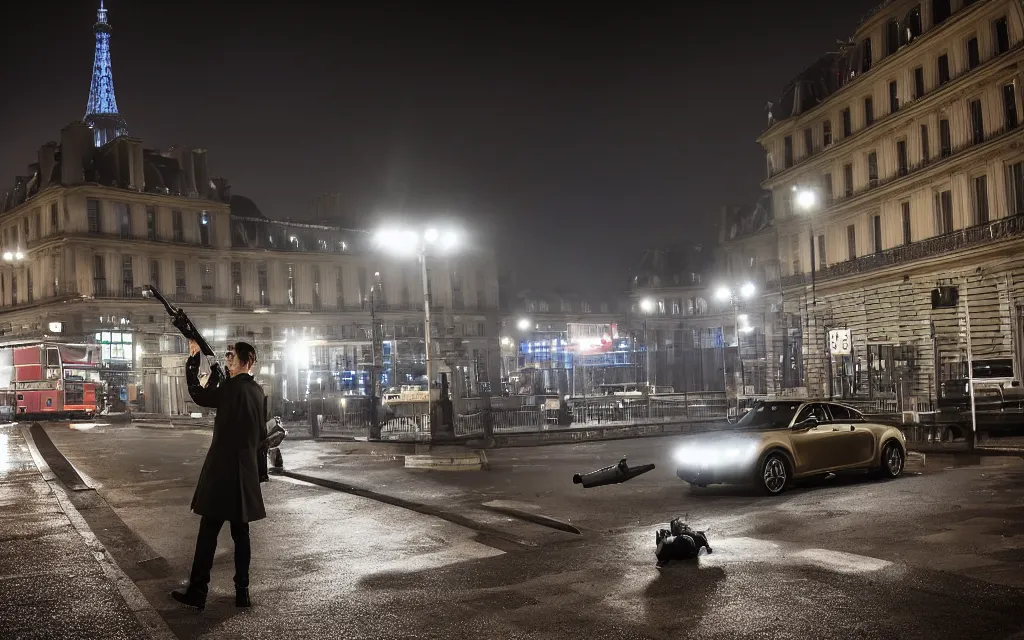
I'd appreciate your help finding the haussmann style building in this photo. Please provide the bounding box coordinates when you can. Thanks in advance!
[0,2,500,418]
[760,0,1024,411]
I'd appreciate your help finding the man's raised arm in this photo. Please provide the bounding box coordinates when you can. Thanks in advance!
[186,340,222,408]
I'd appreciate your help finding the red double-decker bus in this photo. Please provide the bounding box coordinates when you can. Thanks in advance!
[0,343,99,418]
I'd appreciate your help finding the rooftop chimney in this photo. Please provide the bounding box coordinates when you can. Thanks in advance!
[37,142,59,191]
[60,122,94,185]
[192,149,210,199]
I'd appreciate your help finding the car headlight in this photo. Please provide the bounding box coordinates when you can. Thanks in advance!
[675,446,704,466]
[675,441,758,467]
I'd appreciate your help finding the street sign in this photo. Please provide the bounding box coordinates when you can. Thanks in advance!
[828,329,852,356]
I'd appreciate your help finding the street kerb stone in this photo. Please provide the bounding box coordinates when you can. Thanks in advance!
[13,424,176,640]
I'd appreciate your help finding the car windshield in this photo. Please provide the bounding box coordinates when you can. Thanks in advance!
[733,401,802,430]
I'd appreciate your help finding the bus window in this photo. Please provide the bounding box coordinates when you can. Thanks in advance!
[65,382,84,405]
[47,348,60,367]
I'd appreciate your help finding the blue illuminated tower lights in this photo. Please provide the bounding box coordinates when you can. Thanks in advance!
[84,1,128,147]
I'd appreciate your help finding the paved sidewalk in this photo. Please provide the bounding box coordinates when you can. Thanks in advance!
[0,425,159,639]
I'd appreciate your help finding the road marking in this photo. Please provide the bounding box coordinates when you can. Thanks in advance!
[690,536,892,574]
[792,548,892,573]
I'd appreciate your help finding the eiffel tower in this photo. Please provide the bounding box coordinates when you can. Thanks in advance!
[84,1,128,147]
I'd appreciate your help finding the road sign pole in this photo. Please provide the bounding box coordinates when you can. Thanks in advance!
[963,280,978,449]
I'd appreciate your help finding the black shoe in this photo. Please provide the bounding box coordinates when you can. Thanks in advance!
[235,588,251,608]
[171,588,206,610]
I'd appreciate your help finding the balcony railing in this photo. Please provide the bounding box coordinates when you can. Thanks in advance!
[782,213,1024,288]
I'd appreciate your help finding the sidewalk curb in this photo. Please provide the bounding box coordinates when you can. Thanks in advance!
[480,502,582,535]
[907,445,1024,457]
[22,425,176,640]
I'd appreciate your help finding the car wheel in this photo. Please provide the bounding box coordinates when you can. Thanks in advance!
[880,441,904,479]
[757,452,789,495]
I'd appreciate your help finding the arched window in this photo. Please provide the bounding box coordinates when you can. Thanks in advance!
[695,297,708,315]
[885,18,900,56]
[902,6,922,45]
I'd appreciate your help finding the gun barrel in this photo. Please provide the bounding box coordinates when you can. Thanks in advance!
[143,285,217,358]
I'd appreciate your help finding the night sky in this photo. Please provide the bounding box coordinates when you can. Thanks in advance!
[1,1,878,296]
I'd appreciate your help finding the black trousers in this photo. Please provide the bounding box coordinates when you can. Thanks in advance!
[188,516,250,594]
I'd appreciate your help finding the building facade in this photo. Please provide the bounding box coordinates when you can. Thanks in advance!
[627,244,733,395]
[498,287,629,396]
[761,0,1024,406]
[0,3,500,417]
[0,133,500,415]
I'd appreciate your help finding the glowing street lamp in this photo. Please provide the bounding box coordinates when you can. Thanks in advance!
[715,282,757,409]
[794,186,820,306]
[517,317,532,331]
[637,298,657,390]
[795,187,817,212]
[373,224,464,442]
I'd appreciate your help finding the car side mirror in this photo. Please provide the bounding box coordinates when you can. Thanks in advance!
[793,417,818,430]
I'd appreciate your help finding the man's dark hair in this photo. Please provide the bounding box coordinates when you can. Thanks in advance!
[233,341,257,367]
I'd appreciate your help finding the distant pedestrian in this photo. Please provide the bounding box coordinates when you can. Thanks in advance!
[171,340,268,610]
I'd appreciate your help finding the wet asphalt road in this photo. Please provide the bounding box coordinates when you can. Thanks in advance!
[42,423,1024,639]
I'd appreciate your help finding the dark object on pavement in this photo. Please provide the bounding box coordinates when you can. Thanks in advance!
[655,518,712,565]
[572,456,655,488]
[142,285,223,382]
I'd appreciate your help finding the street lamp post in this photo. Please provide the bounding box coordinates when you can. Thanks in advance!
[639,298,655,391]
[795,187,819,307]
[715,282,756,413]
[3,250,26,298]
[514,318,531,395]
[796,187,830,397]
[316,377,324,427]
[373,226,460,442]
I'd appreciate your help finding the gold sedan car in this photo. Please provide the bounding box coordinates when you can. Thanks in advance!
[675,400,907,495]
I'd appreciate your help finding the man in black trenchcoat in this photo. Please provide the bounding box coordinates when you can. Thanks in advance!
[171,340,268,610]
